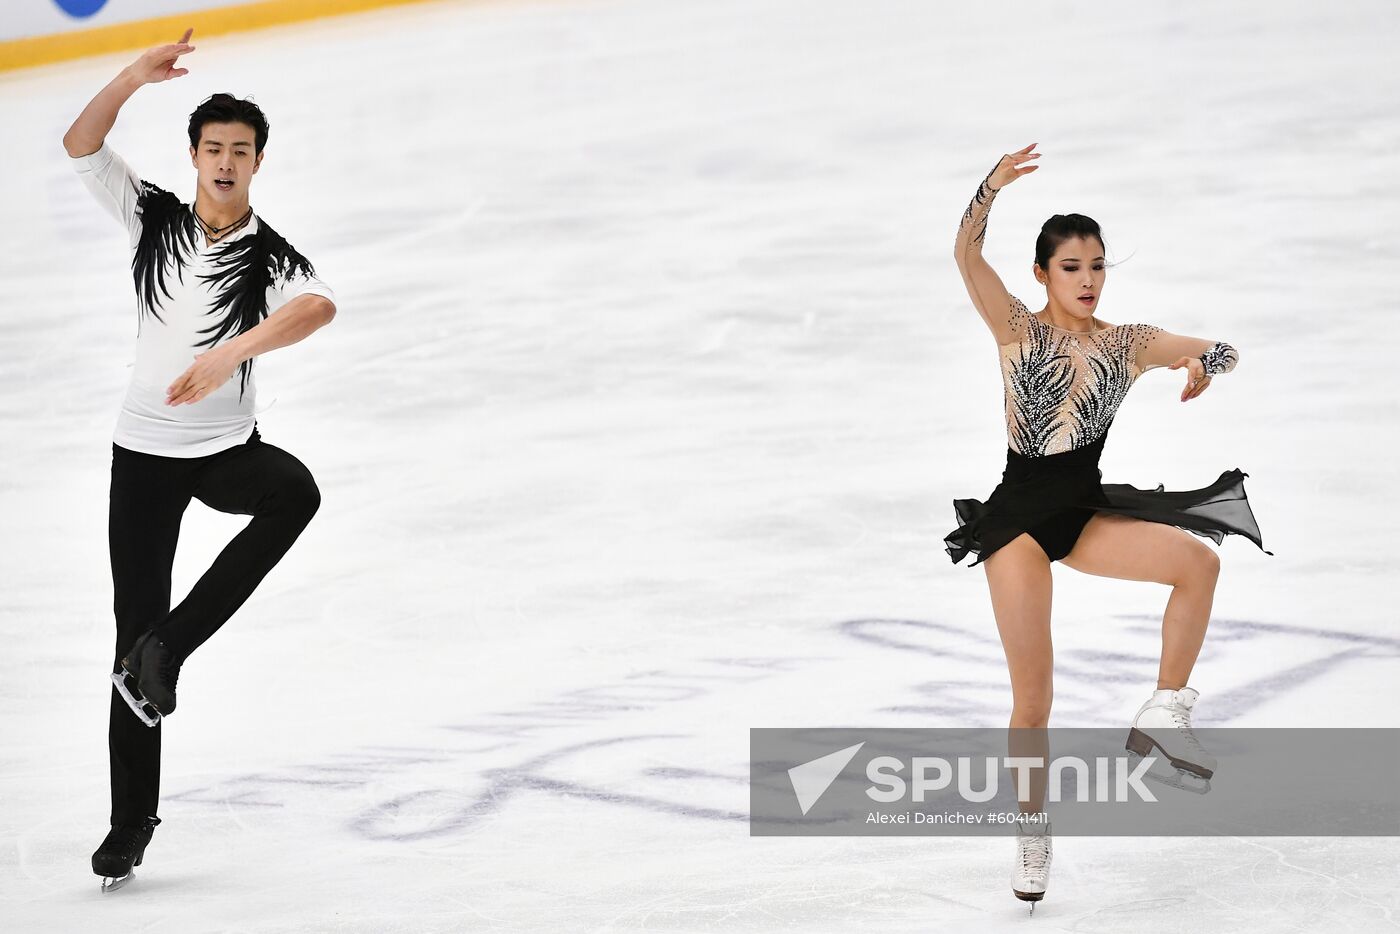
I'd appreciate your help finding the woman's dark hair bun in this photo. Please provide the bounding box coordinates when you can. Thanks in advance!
[1035,213,1114,271]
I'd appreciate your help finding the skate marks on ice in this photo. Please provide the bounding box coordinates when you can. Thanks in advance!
[843,614,1400,724]
[347,735,751,841]
[1170,617,1400,722]
[1068,834,1400,933]
[161,613,1397,840]
[166,655,814,839]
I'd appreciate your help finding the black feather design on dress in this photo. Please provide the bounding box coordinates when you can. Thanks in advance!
[130,181,197,329]
[196,220,315,403]
[1005,320,1074,456]
[1064,331,1135,451]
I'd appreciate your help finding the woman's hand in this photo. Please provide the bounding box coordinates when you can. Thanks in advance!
[1169,356,1212,402]
[987,143,1040,190]
[124,28,195,85]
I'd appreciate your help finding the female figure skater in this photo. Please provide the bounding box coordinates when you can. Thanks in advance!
[944,144,1272,910]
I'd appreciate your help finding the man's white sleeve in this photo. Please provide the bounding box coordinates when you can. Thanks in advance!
[70,141,144,245]
[268,266,335,313]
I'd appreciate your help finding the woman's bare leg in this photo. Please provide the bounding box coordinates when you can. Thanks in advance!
[983,533,1055,813]
[1060,513,1221,689]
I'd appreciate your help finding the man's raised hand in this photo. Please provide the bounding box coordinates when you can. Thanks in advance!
[127,28,195,84]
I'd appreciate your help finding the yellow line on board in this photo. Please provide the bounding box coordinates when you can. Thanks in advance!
[0,0,447,73]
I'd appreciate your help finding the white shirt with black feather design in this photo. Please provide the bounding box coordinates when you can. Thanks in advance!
[72,142,333,457]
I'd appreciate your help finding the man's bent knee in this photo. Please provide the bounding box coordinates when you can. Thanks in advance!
[288,477,320,523]
[265,469,320,524]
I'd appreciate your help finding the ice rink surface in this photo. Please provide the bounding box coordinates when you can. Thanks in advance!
[2,0,1397,930]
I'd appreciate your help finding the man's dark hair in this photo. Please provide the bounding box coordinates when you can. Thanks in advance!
[188,93,269,153]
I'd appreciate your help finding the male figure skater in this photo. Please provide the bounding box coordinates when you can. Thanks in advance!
[63,29,337,891]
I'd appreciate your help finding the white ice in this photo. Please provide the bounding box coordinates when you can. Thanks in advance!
[1,0,1398,930]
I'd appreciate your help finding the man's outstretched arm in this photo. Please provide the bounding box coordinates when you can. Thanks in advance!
[63,28,195,157]
[165,297,337,406]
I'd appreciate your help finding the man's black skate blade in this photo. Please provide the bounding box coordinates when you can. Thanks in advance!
[110,671,161,727]
[99,869,135,893]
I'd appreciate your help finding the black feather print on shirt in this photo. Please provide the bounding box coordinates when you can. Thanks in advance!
[196,219,315,403]
[1004,320,1075,455]
[130,181,197,329]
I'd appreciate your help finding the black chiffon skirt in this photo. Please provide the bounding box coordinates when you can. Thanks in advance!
[944,431,1274,567]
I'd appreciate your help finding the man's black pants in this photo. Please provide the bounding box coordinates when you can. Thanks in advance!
[108,424,320,825]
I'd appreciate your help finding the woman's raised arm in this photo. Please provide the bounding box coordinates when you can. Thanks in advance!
[953,144,1039,345]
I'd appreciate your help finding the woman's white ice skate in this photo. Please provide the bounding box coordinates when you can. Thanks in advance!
[1012,820,1052,913]
[1125,685,1215,793]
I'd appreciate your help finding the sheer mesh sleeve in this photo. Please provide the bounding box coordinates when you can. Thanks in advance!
[953,164,1029,343]
[953,171,999,262]
[1125,324,1167,373]
[1133,325,1238,375]
[1006,294,1032,335]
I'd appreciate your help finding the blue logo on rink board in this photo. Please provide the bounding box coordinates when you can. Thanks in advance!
[54,0,110,18]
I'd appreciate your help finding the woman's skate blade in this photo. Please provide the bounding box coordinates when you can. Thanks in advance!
[1124,748,1212,795]
[1012,820,1051,911]
[110,670,161,727]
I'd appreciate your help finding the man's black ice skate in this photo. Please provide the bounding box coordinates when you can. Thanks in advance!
[92,816,160,892]
[110,667,162,727]
[119,629,182,719]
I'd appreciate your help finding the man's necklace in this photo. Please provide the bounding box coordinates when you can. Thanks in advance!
[194,205,253,243]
